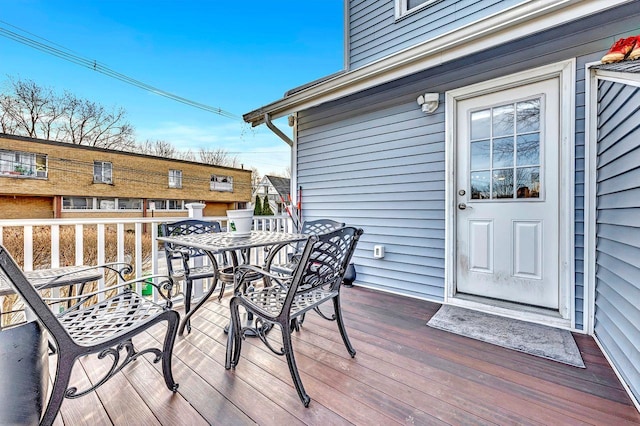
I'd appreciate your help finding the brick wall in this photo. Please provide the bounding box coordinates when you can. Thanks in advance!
[0,134,253,219]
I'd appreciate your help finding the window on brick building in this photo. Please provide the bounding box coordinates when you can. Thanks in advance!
[169,169,182,188]
[93,161,112,184]
[0,149,47,178]
[62,197,93,210]
[210,175,233,192]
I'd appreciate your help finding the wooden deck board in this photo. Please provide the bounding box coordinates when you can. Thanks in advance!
[46,286,639,425]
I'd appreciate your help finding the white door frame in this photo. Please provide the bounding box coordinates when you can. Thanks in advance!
[444,59,576,329]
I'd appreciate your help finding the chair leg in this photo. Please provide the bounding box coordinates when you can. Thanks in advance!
[161,311,180,392]
[333,295,356,357]
[281,324,311,407]
[227,297,243,369]
[40,353,75,426]
[184,279,193,334]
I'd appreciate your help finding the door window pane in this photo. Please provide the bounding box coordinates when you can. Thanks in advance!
[492,169,514,199]
[516,99,540,133]
[470,110,490,140]
[471,140,490,170]
[516,134,540,166]
[492,137,514,168]
[492,105,514,137]
[471,171,490,199]
[516,167,540,198]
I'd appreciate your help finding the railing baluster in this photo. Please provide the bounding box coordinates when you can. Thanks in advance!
[117,223,125,287]
[75,224,84,265]
[23,226,33,271]
[97,223,106,301]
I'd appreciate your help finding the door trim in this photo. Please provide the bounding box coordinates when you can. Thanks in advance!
[444,59,576,329]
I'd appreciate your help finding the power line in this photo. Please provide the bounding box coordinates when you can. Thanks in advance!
[0,21,241,120]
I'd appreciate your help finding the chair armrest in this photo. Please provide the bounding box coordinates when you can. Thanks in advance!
[235,264,291,291]
[43,274,178,311]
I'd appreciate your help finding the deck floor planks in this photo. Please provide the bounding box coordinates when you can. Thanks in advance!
[197,296,522,425]
[339,288,631,394]
[43,286,639,425]
[185,305,399,425]
[134,332,257,426]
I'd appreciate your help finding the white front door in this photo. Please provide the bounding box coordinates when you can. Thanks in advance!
[455,77,560,309]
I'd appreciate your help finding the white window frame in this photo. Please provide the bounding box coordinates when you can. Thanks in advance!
[169,169,182,188]
[395,0,441,20]
[93,161,113,184]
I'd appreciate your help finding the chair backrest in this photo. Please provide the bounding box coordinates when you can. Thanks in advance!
[301,219,345,235]
[161,220,221,269]
[0,245,71,346]
[287,227,363,306]
[294,219,345,253]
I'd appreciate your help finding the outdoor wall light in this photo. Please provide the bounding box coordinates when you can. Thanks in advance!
[417,93,439,113]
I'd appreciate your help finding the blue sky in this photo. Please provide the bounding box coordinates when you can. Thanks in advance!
[0,1,344,175]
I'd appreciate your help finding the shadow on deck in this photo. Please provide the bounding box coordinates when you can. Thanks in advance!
[55,287,640,425]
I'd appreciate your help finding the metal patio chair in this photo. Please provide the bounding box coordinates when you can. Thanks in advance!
[269,218,345,276]
[161,219,231,333]
[227,226,363,406]
[0,245,180,426]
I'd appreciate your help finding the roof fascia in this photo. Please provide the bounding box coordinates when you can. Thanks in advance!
[244,0,632,126]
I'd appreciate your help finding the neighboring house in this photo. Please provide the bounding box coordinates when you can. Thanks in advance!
[252,175,291,214]
[243,1,640,407]
[0,133,252,219]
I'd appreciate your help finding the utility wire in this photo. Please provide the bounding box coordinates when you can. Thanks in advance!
[0,21,241,120]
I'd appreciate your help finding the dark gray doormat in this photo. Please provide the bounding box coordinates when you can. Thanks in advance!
[427,305,585,368]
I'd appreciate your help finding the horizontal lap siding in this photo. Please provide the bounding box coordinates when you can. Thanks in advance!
[594,79,640,403]
[348,0,522,69]
[298,98,446,300]
[298,3,640,307]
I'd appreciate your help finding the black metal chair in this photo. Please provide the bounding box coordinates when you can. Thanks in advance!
[161,219,231,333]
[269,218,345,275]
[227,226,363,407]
[0,245,180,426]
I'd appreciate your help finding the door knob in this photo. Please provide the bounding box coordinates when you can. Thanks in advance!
[458,203,467,210]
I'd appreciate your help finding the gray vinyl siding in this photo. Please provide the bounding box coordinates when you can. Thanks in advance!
[348,0,523,69]
[594,79,640,403]
[296,3,640,314]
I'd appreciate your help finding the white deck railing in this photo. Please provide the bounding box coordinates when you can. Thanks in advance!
[0,214,292,315]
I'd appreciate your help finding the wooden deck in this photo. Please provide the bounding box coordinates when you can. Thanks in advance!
[54,286,640,425]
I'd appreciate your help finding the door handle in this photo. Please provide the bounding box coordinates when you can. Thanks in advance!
[458,203,471,210]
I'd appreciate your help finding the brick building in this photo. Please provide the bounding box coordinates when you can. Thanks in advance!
[0,133,252,219]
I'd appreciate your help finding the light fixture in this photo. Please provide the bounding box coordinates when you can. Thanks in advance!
[417,93,439,113]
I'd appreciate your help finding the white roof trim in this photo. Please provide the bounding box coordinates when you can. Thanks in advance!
[244,0,632,126]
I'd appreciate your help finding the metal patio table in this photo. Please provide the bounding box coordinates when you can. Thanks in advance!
[157,230,308,336]
[0,265,103,297]
[0,265,104,328]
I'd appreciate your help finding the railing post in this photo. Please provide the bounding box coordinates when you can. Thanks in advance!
[186,203,206,298]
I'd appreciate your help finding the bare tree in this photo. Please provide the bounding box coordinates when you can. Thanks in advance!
[198,147,239,167]
[137,139,179,158]
[0,78,61,138]
[0,77,134,150]
[60,92,135,150]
